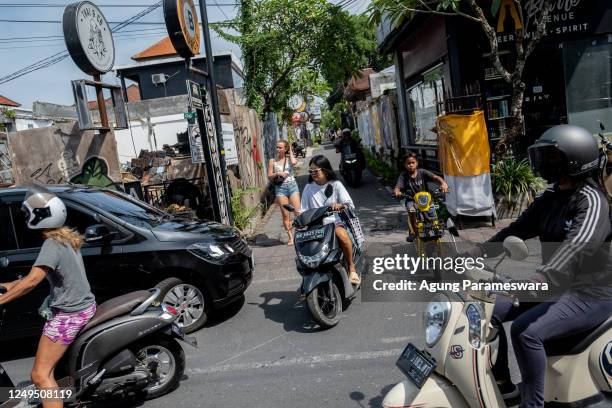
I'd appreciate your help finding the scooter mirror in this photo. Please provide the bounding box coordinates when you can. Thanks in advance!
[324,184,333,198]
[283,204,295,212]
[503,236,529,261]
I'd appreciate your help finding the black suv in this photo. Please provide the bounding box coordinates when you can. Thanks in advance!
[0,185,253,339]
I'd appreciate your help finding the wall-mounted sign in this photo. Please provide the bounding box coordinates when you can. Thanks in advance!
[187,80,204,110]
[163,0,201,59]
[221,123,238,165]
[63,1,115,75]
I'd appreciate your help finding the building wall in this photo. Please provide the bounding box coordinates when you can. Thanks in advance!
[8,122,121,187]
[123,56,242,101]
[356,91,401,168]
[114,114,188,163]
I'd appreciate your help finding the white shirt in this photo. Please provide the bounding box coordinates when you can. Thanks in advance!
[300,180,355,225]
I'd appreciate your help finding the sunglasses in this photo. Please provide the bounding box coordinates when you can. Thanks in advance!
[308,168,322,174]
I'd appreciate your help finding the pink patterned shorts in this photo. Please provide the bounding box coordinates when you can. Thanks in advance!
[42,303,97,345]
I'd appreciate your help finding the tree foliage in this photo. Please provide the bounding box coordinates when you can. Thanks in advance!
[367,0,553,155]
[215,0,389,118]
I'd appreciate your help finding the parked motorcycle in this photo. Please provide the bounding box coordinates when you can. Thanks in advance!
[292,141,306,158]
[0,259,197,407]
[283,184,364,328]
[382,235,612,408]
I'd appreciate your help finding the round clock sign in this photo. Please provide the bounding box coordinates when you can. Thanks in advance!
[63,1,115,75]
[163,0,201,58]
[288,94,304,111]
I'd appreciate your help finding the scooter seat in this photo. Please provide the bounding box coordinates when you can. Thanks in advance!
[83,290,152,332]
[545,317,612,357]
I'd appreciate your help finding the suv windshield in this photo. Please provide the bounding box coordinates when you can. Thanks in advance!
[67,190,168,228]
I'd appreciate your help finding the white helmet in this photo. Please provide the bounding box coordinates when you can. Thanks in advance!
[22,184,66,229]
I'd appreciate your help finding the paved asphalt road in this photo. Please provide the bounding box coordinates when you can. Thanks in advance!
[1,143,523,407]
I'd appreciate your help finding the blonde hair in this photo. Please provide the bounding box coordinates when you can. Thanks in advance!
[43,227,84,251]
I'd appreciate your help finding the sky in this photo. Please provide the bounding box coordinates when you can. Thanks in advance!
[0,0,371,109]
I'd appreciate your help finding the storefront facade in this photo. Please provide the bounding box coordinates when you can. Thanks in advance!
[378,0,612,169]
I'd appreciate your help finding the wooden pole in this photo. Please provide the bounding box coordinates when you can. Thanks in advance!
[93,74,109,130]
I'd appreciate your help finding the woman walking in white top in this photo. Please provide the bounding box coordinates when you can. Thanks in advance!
[268,140,301,245]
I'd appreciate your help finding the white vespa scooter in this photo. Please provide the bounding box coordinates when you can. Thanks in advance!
[382,235,612,408]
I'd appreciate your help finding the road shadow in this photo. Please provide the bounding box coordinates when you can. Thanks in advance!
[248,233,285,247]
[349,384,396,407]
[205,294,246,328]
[255,290,327,333]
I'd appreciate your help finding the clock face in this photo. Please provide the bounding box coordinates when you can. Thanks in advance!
[75,2,115,73]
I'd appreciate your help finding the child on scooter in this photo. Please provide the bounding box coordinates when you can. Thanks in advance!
[394,152,448,241]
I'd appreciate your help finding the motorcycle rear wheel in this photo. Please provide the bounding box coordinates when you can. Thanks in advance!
[134,335,185,400]
[307,282,342,328]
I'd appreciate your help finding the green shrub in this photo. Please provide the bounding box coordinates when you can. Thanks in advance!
[363,150,398,184]
[491,159,546,202]
[231,187,262,231]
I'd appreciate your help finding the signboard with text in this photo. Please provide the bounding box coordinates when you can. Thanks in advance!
[221,123,238,166]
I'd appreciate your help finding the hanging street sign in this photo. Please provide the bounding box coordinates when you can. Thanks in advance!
[63,1,115,75]
[163,0,201,59]
[184,111,196,120]
[187,80,204,110]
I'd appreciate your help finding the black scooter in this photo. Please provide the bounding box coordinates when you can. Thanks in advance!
[0,258,197,407]
[284,185,364,328]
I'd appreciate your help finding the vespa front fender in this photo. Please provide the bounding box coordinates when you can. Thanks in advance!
[382,375,468,408]
[302,271,331,295]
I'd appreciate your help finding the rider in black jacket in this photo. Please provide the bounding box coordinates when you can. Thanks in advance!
[470,125,612,407]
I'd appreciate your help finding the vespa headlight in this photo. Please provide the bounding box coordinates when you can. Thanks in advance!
[298,242,330,268]
[466,303,484,349]
[423,293,451,347]
[188,242,230,261]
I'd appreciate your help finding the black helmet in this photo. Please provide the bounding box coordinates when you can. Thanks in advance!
[528,125,601,183]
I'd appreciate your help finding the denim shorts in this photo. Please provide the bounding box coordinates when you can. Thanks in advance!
[275,181,299,198]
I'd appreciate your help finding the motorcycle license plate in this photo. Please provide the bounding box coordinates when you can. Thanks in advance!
[295,228,325,243]
[396,343,436,389]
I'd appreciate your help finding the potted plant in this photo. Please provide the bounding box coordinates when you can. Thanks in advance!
[492,158,546,219]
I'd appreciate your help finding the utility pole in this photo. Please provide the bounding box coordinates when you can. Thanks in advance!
[198,0,233,225]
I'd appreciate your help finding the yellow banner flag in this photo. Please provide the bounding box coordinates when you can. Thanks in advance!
[436,110,490,177]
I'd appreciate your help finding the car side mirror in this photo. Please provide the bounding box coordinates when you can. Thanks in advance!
[446,219,459,237]
[283,204,295,212]
[85,224,116,244]
[503,236,529,261]
[324,184,333,198]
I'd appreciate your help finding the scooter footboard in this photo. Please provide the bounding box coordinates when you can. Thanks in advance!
[382,375,469,408]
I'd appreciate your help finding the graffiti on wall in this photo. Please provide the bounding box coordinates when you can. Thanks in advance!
[9,123,122,187]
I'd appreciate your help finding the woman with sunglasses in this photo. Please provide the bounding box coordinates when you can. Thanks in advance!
[268,139,300,245]
[300,155,360,285]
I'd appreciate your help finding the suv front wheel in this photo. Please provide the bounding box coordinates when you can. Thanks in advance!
[156,277,209,333]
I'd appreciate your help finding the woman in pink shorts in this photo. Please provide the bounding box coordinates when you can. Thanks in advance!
[0,187,96,408]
